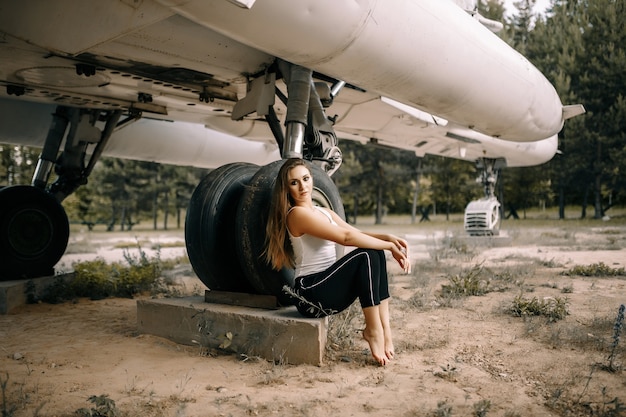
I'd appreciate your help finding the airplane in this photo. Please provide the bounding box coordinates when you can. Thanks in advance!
[0,0,584,299]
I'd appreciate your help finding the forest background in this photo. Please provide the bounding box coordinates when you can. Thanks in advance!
[1,0,624,230]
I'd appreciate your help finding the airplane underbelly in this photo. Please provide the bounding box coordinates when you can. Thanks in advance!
[161,0,564,142]
[0,99,280,170]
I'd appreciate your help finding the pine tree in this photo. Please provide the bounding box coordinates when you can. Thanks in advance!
[573,0,626,217]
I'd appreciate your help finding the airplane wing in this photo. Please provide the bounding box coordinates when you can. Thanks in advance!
[0,0,583,287]
[0,0,576,168]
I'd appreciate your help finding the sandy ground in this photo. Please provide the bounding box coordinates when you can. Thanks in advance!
[1,220,626,417]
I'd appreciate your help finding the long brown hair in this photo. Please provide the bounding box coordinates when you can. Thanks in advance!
[265,158,310,270]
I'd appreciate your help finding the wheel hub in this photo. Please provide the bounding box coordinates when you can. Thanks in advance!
[7,207,54,258]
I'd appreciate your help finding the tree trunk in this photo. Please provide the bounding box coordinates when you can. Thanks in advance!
[411,160,422,224]
[581,183,589,219]
[176,191,182,229]
[152,190,158,230]
[374,159,384,225]
[163,190,169,230]
[120,206,127,231]
[593,139,603,219]
[593,172,603,219]
[375,183,383,224]
[558,185,565,220]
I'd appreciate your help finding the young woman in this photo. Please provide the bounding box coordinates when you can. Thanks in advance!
[265,158,411,366]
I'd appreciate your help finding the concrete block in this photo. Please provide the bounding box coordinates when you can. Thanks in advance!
[204,290,279,309]
[0,273,73,314]
[137,297,328,365]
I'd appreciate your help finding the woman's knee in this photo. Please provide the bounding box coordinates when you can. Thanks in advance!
[364,248,385,267]
[358,248,383,259]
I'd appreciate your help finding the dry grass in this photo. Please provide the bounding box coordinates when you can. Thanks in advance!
[3,216,626,416]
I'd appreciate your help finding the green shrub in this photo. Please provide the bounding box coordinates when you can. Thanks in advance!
[509,295,569,322]
[72,259,116,300]
[561,262,626,277]
[36,245,167,303]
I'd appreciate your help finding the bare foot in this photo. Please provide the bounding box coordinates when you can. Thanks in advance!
[363,327,387,366]
[384,330,395,360]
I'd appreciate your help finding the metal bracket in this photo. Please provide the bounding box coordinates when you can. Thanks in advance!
[232,72,276,120]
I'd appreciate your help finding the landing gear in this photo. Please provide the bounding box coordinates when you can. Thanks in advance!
[0,185,69,280]
[184,60,346,300]
[464,158,505,236]
[0,105,126,281]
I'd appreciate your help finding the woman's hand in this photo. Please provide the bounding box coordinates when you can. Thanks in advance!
[384,234,409,254]
[387,235,411,274]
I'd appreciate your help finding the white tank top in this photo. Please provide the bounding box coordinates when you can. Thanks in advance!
[288,207,342,277]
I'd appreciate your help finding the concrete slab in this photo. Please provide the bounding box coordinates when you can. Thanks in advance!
[137,296,328,365]
[0,273,73,314]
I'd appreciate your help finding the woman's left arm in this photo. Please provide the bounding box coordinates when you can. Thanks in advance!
[327,209,411,273]
[327,210,409,253]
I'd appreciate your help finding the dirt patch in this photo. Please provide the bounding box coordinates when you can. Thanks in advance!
[1,222,625,416]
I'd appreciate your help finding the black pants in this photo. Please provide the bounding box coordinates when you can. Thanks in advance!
[293,248,390,318]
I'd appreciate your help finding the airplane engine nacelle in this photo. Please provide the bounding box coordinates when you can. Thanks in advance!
[162,0,565,142]
[464,197,501,236]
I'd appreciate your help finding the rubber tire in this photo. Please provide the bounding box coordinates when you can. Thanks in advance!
[0,185,69,281]
[236,160,345,302]
[185,163,258,292]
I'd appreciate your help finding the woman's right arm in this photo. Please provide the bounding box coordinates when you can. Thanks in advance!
[288,207,390,249]
[329,210,409,253]
[288,208,410,272]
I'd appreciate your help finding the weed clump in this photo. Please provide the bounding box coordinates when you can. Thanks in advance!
[509,294,569,322]
[72,258,117,300]
[433,400,453,416]
[75,394,120,417]
[561,262,625,277]
[473,399,491,417]
[1,372,18,417]
[74,248,159,299]
[430,235,477,262]
[441,264,490,298]
[34,245,165,303]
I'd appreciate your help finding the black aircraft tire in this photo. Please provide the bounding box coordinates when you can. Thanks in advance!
[185,162,258,292]
[236,160,345,302]
[0,185,69,281]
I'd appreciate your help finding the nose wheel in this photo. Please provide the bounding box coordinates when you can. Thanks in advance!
[0,186,70,280]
